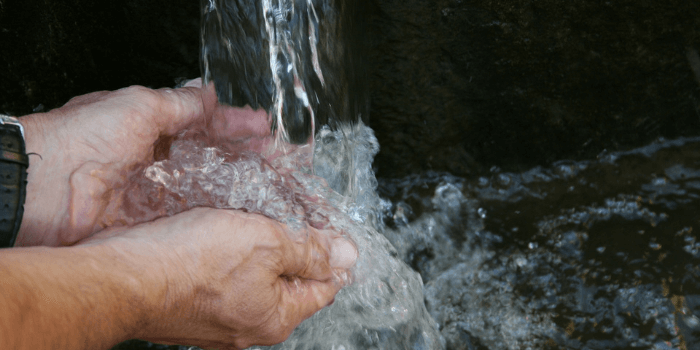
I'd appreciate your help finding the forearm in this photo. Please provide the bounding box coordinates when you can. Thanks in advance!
[0,243,152,349]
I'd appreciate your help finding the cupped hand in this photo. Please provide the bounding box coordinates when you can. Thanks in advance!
[83,207,357,349]
[16,79,279,247]
[15,81,209,246]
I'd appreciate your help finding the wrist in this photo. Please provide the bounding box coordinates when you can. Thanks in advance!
[88,221,201,343]
[15,113,72,246]
[0,243,149,349]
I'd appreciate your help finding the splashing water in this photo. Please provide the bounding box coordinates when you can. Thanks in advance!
[102,122,444,349]
[196,1,437,347]
[378,137,700,349]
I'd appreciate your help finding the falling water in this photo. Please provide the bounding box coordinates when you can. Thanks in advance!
[200,0,369,144]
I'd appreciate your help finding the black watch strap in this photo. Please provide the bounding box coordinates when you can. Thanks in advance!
[0,115,28,248]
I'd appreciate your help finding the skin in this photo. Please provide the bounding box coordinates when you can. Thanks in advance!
[0,80,357,349]
[17,78,275,246]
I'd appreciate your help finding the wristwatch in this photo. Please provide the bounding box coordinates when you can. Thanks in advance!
[0,114,28,248]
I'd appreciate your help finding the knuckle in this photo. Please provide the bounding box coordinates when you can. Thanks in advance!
[120,85,162,106]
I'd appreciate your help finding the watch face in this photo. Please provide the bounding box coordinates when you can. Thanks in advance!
[0,120,27,248]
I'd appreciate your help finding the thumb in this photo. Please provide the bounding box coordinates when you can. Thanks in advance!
[282,230,358,283]
[151,81,206,136]
[286,278,342,325]
[68,162,121,244]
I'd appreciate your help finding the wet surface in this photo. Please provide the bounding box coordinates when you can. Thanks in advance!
[112,135,700,350]
[379,137,700,349]
[368,0,700,178]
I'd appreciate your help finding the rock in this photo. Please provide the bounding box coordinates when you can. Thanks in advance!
[0,0,200,116]
[367,0,700,177]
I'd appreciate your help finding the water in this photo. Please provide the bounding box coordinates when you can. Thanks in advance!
[122,1,700,348]
[106,123,444,350]
[378,137,700,349]
[200,0,369,144]
[113,126,700,350]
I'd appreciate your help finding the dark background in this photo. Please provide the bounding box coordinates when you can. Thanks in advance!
[1,0,699,180]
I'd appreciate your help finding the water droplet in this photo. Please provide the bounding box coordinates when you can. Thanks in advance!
[652,177,668,186]
[685,315,700,328]
[498,173,512,186]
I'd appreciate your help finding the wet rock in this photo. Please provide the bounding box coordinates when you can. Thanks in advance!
[367,0,700,177]
[0,0,200,115]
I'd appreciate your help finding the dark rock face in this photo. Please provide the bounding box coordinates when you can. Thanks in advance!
[368,0,700,178]
[0,0,200,116]
[2,0,700,179]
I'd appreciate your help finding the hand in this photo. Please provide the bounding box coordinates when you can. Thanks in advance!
[83,207,357,349]
[14,81,206,246]
[16,79,290,247]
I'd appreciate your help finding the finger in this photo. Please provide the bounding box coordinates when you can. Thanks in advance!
[214,104,270,139]
[183,77,203,88]
[329,236,358,270]
[152,85,206,136]
[282,230,334,282]
[202,80,219,119]
[285,278,341,325]
[202,81,271,140]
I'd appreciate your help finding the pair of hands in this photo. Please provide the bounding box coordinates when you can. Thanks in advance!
[18,79,272,246]
[15,79,356,349]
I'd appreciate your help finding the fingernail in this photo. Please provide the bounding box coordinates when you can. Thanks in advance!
[184,78,203,88]
[330,238,358,269]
